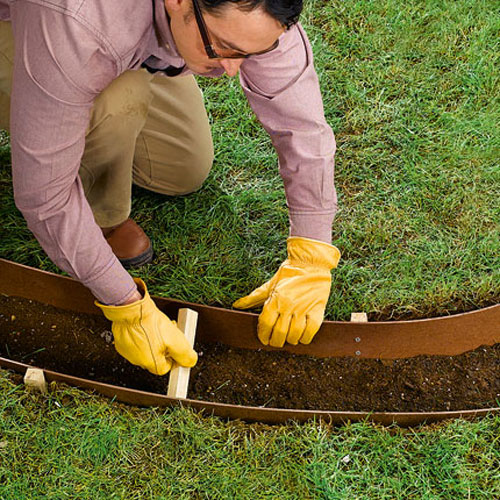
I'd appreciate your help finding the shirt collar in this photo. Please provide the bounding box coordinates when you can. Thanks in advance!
[153,0,181,57]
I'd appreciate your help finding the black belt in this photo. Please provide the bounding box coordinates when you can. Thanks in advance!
[141,62,185,77]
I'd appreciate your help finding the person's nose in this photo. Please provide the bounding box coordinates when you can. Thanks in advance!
[219,58,244,77]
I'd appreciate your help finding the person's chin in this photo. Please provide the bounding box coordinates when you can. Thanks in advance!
[198,68,219,75]
[185,60,217,75]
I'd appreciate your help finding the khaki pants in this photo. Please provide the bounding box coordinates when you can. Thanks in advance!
[0,21,214,227]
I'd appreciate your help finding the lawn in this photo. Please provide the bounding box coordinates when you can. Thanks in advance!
[0,0,498,497]
[0,373,499,499]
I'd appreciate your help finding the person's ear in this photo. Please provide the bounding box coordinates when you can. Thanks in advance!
[164,0,185,14]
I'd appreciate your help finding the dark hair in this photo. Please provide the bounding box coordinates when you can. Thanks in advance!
[199,0,303,28]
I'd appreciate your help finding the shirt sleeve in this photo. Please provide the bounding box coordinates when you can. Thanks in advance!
[239,24,337,243]
[9,4,137,304]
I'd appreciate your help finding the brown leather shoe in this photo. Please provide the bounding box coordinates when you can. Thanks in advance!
[101,218,153,268]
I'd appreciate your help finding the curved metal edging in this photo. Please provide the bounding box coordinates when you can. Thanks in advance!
[1,258,499,359]
[1,357,498,427]
[1,258,499,426]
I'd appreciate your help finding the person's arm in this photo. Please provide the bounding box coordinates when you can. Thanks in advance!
[10,4,137,305]
[233,24,341,348]
[9,4,196,373]
[239,23,337,243]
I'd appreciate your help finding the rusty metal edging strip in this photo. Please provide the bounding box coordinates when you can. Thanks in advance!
[1,258,499,426]
[1,356,497,427]
[1,258,499,359]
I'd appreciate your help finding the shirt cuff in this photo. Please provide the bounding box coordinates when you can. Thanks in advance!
[80,257,138,306]
[289,212,335,244]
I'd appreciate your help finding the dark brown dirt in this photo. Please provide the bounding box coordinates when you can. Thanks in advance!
[0,294,498,412]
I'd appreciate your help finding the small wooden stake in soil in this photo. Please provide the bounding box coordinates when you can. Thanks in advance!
[167,308,198,399]
[24,368,47,394]
[350,312,368,323]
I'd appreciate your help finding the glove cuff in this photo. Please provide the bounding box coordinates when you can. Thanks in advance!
[95,278,153,322]
[287,236,341,269]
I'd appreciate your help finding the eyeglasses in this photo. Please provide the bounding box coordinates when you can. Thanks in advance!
[192,0,280,59]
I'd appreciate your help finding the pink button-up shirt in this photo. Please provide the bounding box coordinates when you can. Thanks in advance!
[1,0,337,304]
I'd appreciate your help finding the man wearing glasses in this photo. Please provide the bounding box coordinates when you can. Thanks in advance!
[0,0,340,375]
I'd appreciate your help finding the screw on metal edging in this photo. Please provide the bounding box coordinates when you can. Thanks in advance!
[351,312,368,357]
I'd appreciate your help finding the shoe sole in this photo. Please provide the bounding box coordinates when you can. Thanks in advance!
[118,245,154,269]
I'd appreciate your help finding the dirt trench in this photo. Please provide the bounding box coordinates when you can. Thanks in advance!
[1,295,499,412]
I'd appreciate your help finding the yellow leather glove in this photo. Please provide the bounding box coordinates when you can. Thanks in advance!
[233,237,340,347]
[95,278,197,375]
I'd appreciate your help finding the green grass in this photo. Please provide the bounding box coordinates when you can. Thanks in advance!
[0,0,498,320]
[0,371,499,499]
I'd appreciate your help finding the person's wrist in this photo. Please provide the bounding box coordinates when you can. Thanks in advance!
[287,237,341,269]
[119,288,143,305]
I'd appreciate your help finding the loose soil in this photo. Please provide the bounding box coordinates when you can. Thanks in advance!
[0,295,499,412]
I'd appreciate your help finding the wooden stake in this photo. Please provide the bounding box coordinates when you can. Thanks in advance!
[24,368,47,394]
[167,308,198,399]
[350,312,368,323]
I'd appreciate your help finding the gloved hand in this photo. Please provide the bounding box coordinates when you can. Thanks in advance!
[95,278,197,375]
[233,237,340,347]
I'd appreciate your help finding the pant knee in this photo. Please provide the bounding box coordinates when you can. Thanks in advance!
[177,150,214,194]
[133,146,214,196]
